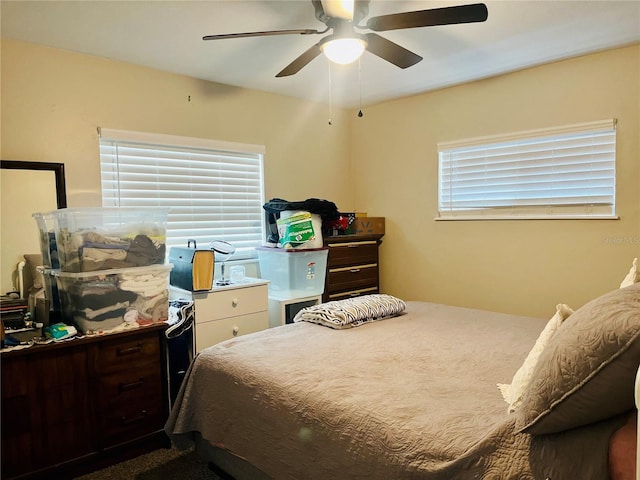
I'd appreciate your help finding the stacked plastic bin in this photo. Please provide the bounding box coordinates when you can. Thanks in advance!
[256,246,329,326]
[32,211,63,317]
[256,247,328,298]
[34,207,172,335]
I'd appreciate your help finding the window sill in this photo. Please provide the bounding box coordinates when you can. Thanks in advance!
[434,214,620,221]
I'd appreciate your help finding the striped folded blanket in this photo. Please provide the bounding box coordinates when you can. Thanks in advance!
[293,294,406,329]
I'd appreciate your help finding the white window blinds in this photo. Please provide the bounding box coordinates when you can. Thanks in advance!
[437,119,617,220]
[99,128,265,257]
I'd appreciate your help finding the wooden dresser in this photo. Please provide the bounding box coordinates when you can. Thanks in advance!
[1,324,169,480]
[323,234,384,302]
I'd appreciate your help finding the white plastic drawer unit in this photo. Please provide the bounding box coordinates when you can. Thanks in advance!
[170,279,269,352]
[195,312,267,351]
[192,284,268,322]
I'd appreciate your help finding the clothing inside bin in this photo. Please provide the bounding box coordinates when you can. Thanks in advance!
[57,230,166,272]
[62,268,169,333]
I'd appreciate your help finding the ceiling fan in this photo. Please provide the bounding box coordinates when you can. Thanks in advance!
[203,0,488,78]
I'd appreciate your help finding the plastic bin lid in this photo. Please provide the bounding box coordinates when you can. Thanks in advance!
[255,246,328,253]
[50,263,174,278]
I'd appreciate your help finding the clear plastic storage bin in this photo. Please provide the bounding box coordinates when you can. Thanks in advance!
[257,247,328,297]
[40,207,169,272]
[51,264,172,334]
[33,212,60,268]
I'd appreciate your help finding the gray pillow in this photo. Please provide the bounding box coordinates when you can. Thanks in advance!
[515,282,640,434]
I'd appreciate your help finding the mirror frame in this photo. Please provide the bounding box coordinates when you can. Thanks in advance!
[0,160,67,208]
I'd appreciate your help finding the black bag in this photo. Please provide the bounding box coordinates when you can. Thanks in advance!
[169,240,214,292]
[262,198,339,246]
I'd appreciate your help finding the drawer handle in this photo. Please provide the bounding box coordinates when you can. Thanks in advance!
[116,343,143,356]
[121,410,147,425]
[232,326,239,336]
[330,264,376,274]
[231,298,238,307]
[119,378,145,392]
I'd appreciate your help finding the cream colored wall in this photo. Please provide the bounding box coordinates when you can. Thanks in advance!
[3,39,638,317]
[0,39,354,293]
[351,45,640,318]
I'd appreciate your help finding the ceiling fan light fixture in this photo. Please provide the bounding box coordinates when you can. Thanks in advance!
[320,0,355,20]
[321,37,367,65]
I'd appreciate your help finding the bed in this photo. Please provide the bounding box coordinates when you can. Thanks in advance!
[166,280,640,479]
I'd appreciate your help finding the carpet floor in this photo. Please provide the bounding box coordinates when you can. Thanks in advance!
[74,447,224,480]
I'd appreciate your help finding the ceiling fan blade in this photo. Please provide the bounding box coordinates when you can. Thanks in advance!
[203,29,324,41]
[275,42,323,77]
[366,3,488,32]
[364,33,422,69]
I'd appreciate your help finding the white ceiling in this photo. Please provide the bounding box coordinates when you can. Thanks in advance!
[2,0,639,108]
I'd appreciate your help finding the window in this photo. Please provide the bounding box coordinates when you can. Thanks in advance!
[437,119,617,220]
[99,128,265,258]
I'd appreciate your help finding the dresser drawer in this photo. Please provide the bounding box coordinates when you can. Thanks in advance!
[98,363,163,448]
[95,331,161,374]
[195,311,268,351]
[193,284,268,323]
[99,400,165,448]
[326,264,379,294]
[326,241,378,268]
[327,286,379,300]
[98,363,162,410]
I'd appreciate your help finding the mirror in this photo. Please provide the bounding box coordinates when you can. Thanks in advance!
[1,160,67,296]
[210,240,236,286]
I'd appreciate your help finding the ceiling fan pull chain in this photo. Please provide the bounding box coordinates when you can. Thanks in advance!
[358,57,364,118]
[328,61,333,126]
